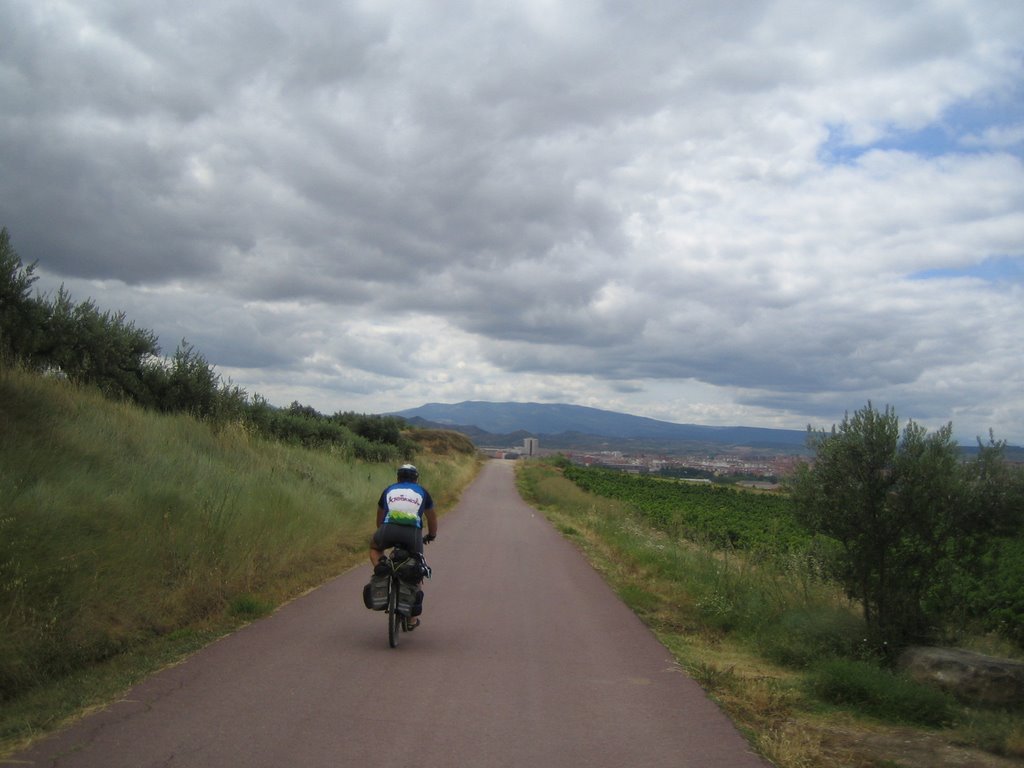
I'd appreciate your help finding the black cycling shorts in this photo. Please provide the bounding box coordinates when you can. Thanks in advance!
[371,523,424,555]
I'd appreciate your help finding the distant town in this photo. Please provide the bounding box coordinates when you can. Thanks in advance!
[478,437,803,489]
[399,402,1024,471]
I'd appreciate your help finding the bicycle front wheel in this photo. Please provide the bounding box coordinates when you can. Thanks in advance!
[387,579,400,648]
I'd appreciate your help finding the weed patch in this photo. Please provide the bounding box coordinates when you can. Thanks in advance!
[807,659,954,726]
[757,607,866,668]
[229,594,273,619]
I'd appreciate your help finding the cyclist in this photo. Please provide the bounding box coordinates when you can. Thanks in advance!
[368,464,437,626]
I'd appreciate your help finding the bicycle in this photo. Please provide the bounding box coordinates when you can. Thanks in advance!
[365,542,432,648]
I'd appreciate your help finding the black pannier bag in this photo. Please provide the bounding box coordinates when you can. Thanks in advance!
[397,580,420,615]
[364,574,389,610]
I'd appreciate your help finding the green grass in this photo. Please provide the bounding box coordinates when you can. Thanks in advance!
[0,366,480,751]
[516,458,861,651]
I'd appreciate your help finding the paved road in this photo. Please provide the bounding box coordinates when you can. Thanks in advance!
[8,460,768,767]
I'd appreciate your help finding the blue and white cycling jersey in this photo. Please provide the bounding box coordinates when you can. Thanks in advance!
[379,482,434,528]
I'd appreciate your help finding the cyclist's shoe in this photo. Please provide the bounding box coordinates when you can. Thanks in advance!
[373,557,390,575]
[406,618,421,631]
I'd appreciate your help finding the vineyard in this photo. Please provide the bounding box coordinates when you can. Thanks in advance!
[561,462,1024,645]
[563,465,810,554]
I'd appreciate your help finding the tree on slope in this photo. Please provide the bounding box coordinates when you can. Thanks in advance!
[790,403,963,652]
[0,227,45,364]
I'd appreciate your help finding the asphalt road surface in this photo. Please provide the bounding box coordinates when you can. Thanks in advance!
[8,460,769,767]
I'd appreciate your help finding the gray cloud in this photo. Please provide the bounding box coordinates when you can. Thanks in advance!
[4,0,1023,443]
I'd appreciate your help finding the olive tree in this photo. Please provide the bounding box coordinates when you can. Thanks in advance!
[143,340,247,422]
[0,227,45,364]
[38,286,160,400]
[790,403,963,651]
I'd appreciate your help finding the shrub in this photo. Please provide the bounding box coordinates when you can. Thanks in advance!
[332,411,405,445]
[142,341,247,423]
[39,287,160,402]
[959,537,1024,645]
[808,659,953,726]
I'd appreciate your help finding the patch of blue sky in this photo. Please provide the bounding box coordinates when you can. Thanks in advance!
[910,255,1024,284]
[819,86,1024,166]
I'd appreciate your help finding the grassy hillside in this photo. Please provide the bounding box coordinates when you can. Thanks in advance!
[0,366,480,748]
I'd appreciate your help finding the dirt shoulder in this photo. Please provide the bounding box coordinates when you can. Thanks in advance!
[818,722,1023,768]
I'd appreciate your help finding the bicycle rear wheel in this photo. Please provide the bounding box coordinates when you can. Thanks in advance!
[387,579,400,648]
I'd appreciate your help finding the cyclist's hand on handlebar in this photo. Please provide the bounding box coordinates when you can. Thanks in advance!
[423,533,436,543]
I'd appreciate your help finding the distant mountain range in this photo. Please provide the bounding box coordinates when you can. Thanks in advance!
[391,401,811,453]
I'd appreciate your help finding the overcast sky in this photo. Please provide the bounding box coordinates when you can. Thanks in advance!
[3,0,1023,444]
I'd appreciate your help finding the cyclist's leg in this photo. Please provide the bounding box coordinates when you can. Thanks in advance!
[369,527,387,567]
[371,524,407,567]
[372,524,419,563]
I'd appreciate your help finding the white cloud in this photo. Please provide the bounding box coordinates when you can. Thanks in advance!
[962,123,1024,149]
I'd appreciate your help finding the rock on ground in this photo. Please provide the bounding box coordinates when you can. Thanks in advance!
[899,647,1024,707]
